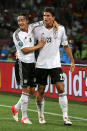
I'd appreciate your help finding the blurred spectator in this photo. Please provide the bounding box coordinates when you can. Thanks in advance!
[74,39,87,64]
[7,53,13,61]
[60,36,75,64]
[74,45,81,59]
[81,40,87,60]
[0,44,9,60]
[0,0,87,64]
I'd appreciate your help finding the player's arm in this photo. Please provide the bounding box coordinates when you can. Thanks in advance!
[64,44,75,72]
[15,52,18,59]
[62,27,75,72]
[21,38,46,54]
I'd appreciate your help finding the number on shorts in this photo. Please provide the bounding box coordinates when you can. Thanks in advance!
[60,73,64,80]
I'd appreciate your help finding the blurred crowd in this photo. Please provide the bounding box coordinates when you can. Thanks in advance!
[0,0,87,64]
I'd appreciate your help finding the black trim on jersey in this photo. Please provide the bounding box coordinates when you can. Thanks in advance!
[31,21,44,32]
[15,28,21,41]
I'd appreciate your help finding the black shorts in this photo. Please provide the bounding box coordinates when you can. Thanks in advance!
[17,60,36,87]
[36,68,64,85]
[15,59,20,85]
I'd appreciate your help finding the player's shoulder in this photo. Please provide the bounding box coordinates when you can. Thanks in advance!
[13,28,21,41]
[13,28,21,36]
[30,21,44,30]
[59,24,65,30]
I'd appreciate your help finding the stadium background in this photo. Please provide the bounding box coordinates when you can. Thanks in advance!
[0,0,87,131]
[0,0,87,63]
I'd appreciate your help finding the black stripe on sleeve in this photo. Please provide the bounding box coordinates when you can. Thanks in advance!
[15,28,21,41]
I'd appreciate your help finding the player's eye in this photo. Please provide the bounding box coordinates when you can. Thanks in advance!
[43,15,51,17]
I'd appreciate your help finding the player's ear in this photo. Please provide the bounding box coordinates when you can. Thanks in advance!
[27,19,29,24]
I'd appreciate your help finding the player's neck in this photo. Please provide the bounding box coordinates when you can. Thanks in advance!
[21,25,28,32]
[45,23,53,29]
[22,28,28,32]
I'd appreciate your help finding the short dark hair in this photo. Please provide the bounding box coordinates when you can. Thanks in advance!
[18,11,29,20]
[44,7,55,16]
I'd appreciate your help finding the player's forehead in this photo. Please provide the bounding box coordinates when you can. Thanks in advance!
[17,16,25,21]
[43,12,52,17]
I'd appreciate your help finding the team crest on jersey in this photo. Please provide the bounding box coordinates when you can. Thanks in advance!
[18,41,23,47]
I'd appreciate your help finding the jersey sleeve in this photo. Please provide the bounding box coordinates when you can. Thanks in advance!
[30,21,43,30]
[13,32,18,51]
[13,32,16,44]
[13,31,28,50]
[31,21,43,41]
[61,27,68,46]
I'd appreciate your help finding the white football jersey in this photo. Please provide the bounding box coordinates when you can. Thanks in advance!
[13,25,35,63]
[33,24,68,69]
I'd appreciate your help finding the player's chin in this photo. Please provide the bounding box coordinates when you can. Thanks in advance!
[20,26,24,30]
[44,20,49,24]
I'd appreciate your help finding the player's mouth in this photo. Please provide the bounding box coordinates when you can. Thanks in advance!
[44,20,48,22]
[44,20,49,24]
[19,24,25,28]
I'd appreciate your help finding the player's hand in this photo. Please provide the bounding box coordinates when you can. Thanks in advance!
[53,21,58,31]
[41,37,46,43]
[70,62,75,72]
[38,37,46,48]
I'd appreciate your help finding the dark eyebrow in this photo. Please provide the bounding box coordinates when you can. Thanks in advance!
[43,15,52,17]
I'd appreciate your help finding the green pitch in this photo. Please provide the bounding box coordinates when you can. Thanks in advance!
[0,92,87,131]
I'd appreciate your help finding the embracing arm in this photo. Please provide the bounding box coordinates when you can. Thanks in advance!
[21,38,46,54]
[64,44,75,72]
[53,21,59,30]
